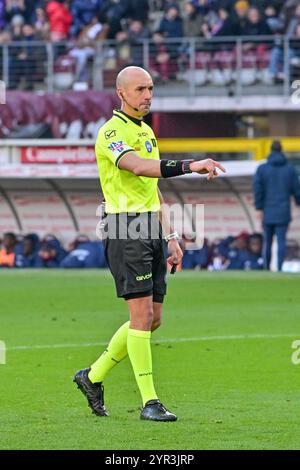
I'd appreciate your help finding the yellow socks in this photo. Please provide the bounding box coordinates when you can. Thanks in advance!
[88,321,130,383]
[127,328,158,406]
[88,323,158,407]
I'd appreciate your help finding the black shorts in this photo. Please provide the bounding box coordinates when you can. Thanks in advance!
[102,213,167,303]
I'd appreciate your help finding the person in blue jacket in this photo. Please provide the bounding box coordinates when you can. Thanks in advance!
[60,240,107,268]
[253,140,300,271]
[36,237,67,268]
[14,233,41,268]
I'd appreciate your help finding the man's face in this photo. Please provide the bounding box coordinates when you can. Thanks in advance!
[23,239,34,257]
[235,7,248,19]
[248,8,260,24]
[120,76,154,116]
[130,21,143,33]
[166,7,179,21]
[3,235,15,250]
[249,239,262,255]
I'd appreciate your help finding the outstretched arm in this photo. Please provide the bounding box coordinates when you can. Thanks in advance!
[118,152,226,180]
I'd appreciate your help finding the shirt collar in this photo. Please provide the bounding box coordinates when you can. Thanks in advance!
[114,109,143,127]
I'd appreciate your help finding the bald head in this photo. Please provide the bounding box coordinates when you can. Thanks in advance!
[116,66,154,118]
[116,66,152,89]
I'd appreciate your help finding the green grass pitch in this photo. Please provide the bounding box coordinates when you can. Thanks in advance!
[0,270,299,450]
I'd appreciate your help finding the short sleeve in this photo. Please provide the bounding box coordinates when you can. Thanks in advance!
[97,128,134,167]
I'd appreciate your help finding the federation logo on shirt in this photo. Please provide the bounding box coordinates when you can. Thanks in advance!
[145,141,152,153]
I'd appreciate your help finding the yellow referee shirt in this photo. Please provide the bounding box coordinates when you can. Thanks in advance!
[95,110,160,214]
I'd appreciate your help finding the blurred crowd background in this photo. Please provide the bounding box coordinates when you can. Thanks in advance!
[0,229,267,270]
[1,0,300,89]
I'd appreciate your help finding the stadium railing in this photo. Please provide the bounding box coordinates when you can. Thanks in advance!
[0,36,296,97]
[1,138,300,169]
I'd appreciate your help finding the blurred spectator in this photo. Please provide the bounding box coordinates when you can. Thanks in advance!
[60,240,107,268]
[14,233,41,268]
[68,234,91,251]
[36,237,68,268]
[116,20,150,66]
[244,233,264,270]
[128,0,149,24]
[182,237,210,269]
[0,30,11,43]
[100,0,130,39]
[241,6,272,36]
[5,0,26,24]
[33,6,50,40]
[285,3,300,36]
[46,0,73,42]
[191,0,215,15]
[0,232,17,267]
[9,22,37,90]
[182,1,205,37]
[215,235,235,258]
[79,15,109,41]
[224,231,250,269]
[253,140,300,271]
[149,32,176,82]
[69,38,95,81]
[70,0,103,37]
[268,22,300,82]
[158,4,184,38]
[0,0,6,30]
[264,4,284,33]
[232,0,249,34]
[202,7,237,37]
[280,0,300,31]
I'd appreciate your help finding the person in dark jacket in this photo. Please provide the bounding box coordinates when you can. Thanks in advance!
[241,6,272,36]
[158,5,184,39]
[0,232,17,267]
[36,237,67,268]
[70,0,103,37]
[253,140,300,271]
[14,233,41,268]
[60,241,107,268]
[0,0,6,30]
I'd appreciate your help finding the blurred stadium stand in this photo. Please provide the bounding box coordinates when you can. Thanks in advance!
[0,36,295,97]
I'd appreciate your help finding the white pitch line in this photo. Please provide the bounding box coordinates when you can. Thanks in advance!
[7,333,300,352]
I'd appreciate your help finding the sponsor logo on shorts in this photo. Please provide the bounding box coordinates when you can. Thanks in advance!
[136,273,152,281]
[105,130,117,139]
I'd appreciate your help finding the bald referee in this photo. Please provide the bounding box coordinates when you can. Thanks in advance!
[74,66,225,421]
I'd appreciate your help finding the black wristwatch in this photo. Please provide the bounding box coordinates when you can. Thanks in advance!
[182,159,194,174]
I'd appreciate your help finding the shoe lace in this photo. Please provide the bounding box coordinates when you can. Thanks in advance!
[156,401,167,413]
[87,382,104,406]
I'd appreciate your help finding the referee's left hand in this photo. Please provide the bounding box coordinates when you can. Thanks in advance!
[167,239,183,268]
